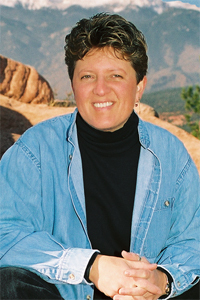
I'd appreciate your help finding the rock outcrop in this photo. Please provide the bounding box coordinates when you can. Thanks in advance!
[134,103,159,118]
[0,55,54,104]
[1,95,200,174]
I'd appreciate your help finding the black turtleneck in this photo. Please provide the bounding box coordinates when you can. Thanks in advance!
[76,111,140,299]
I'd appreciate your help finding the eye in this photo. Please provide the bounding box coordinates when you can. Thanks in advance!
[113,74,123,78]
[81,74,92,79]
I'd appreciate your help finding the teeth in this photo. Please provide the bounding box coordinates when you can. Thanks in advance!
[94,102,113,108]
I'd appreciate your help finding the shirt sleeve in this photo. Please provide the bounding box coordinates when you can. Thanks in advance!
[0,141,98,285]
[156,156,200,298]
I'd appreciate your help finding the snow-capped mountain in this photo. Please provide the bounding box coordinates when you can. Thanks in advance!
[2,0,164,10]
[1,0,199,98]
[166,0,200,11]
[1,0,200,12]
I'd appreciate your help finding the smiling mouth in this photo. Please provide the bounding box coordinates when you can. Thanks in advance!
[93,102,113,108]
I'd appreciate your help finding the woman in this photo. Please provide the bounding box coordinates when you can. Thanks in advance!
[0,13,199,300]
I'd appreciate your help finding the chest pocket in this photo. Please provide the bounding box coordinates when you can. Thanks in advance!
[142,197,174,260]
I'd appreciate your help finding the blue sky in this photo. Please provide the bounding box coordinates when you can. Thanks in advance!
[164,0,200,7]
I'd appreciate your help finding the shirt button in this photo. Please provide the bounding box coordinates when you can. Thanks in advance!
[86,295,91,300]
[69,155,73,160]
[164,200,170,207]
[69,273,75,280]
[177,281,181,287]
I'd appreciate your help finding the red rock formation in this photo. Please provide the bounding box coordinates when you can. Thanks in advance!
[1,95,199,174]
[0,55,54,104]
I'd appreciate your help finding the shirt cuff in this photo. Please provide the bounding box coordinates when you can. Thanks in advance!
[84,252,100,283]
[58,248,99,284]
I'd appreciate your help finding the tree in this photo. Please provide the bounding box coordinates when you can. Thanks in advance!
[181,85,200,139]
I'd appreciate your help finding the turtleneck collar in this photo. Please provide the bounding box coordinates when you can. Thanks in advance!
[76,110,139,155]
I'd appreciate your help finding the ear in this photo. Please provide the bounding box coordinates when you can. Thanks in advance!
[136,76,147,102]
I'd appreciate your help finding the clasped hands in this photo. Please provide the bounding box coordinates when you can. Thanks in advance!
[89,251,167,300]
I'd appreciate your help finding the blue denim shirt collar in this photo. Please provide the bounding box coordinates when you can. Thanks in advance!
[68,108,151,150]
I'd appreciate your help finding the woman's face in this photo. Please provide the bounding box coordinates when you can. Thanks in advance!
[72,47,146,132]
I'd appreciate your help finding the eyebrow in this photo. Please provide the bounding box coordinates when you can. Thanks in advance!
[77,68,127,75]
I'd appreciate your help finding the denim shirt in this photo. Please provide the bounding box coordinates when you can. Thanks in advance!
[0,109,200,299]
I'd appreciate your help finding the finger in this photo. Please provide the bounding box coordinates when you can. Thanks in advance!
[113,297,144,300]
[125,260,157,271]
[124,269,151,279]
[113,292,144,300]
[119,277,161,296]
[122,251,140,261]
[142,291,154,298]
[113,295,134,300]
[119,286,147,297]
[135,278,162,295]
[122,251,145,263]
[122,251,157,270]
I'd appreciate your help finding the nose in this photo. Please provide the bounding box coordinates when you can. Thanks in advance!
[93,77,110,96]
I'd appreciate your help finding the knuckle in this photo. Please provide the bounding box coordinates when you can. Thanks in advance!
[141,269,149,278]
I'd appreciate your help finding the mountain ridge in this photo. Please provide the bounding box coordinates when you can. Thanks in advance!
[1,0,200,11]
[1,3,199,98]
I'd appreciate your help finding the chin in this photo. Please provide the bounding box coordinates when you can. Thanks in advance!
[96,125,119,132]
[87,120,112,131]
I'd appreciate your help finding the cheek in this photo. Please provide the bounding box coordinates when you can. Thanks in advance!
[121,89,137,107]
[73,84,90,102]
[127,84,137,97]
[73,90,90,114]
[118,82,137,98]
[73,88,84,104]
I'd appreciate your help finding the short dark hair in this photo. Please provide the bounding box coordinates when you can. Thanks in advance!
[64,13,148,83]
